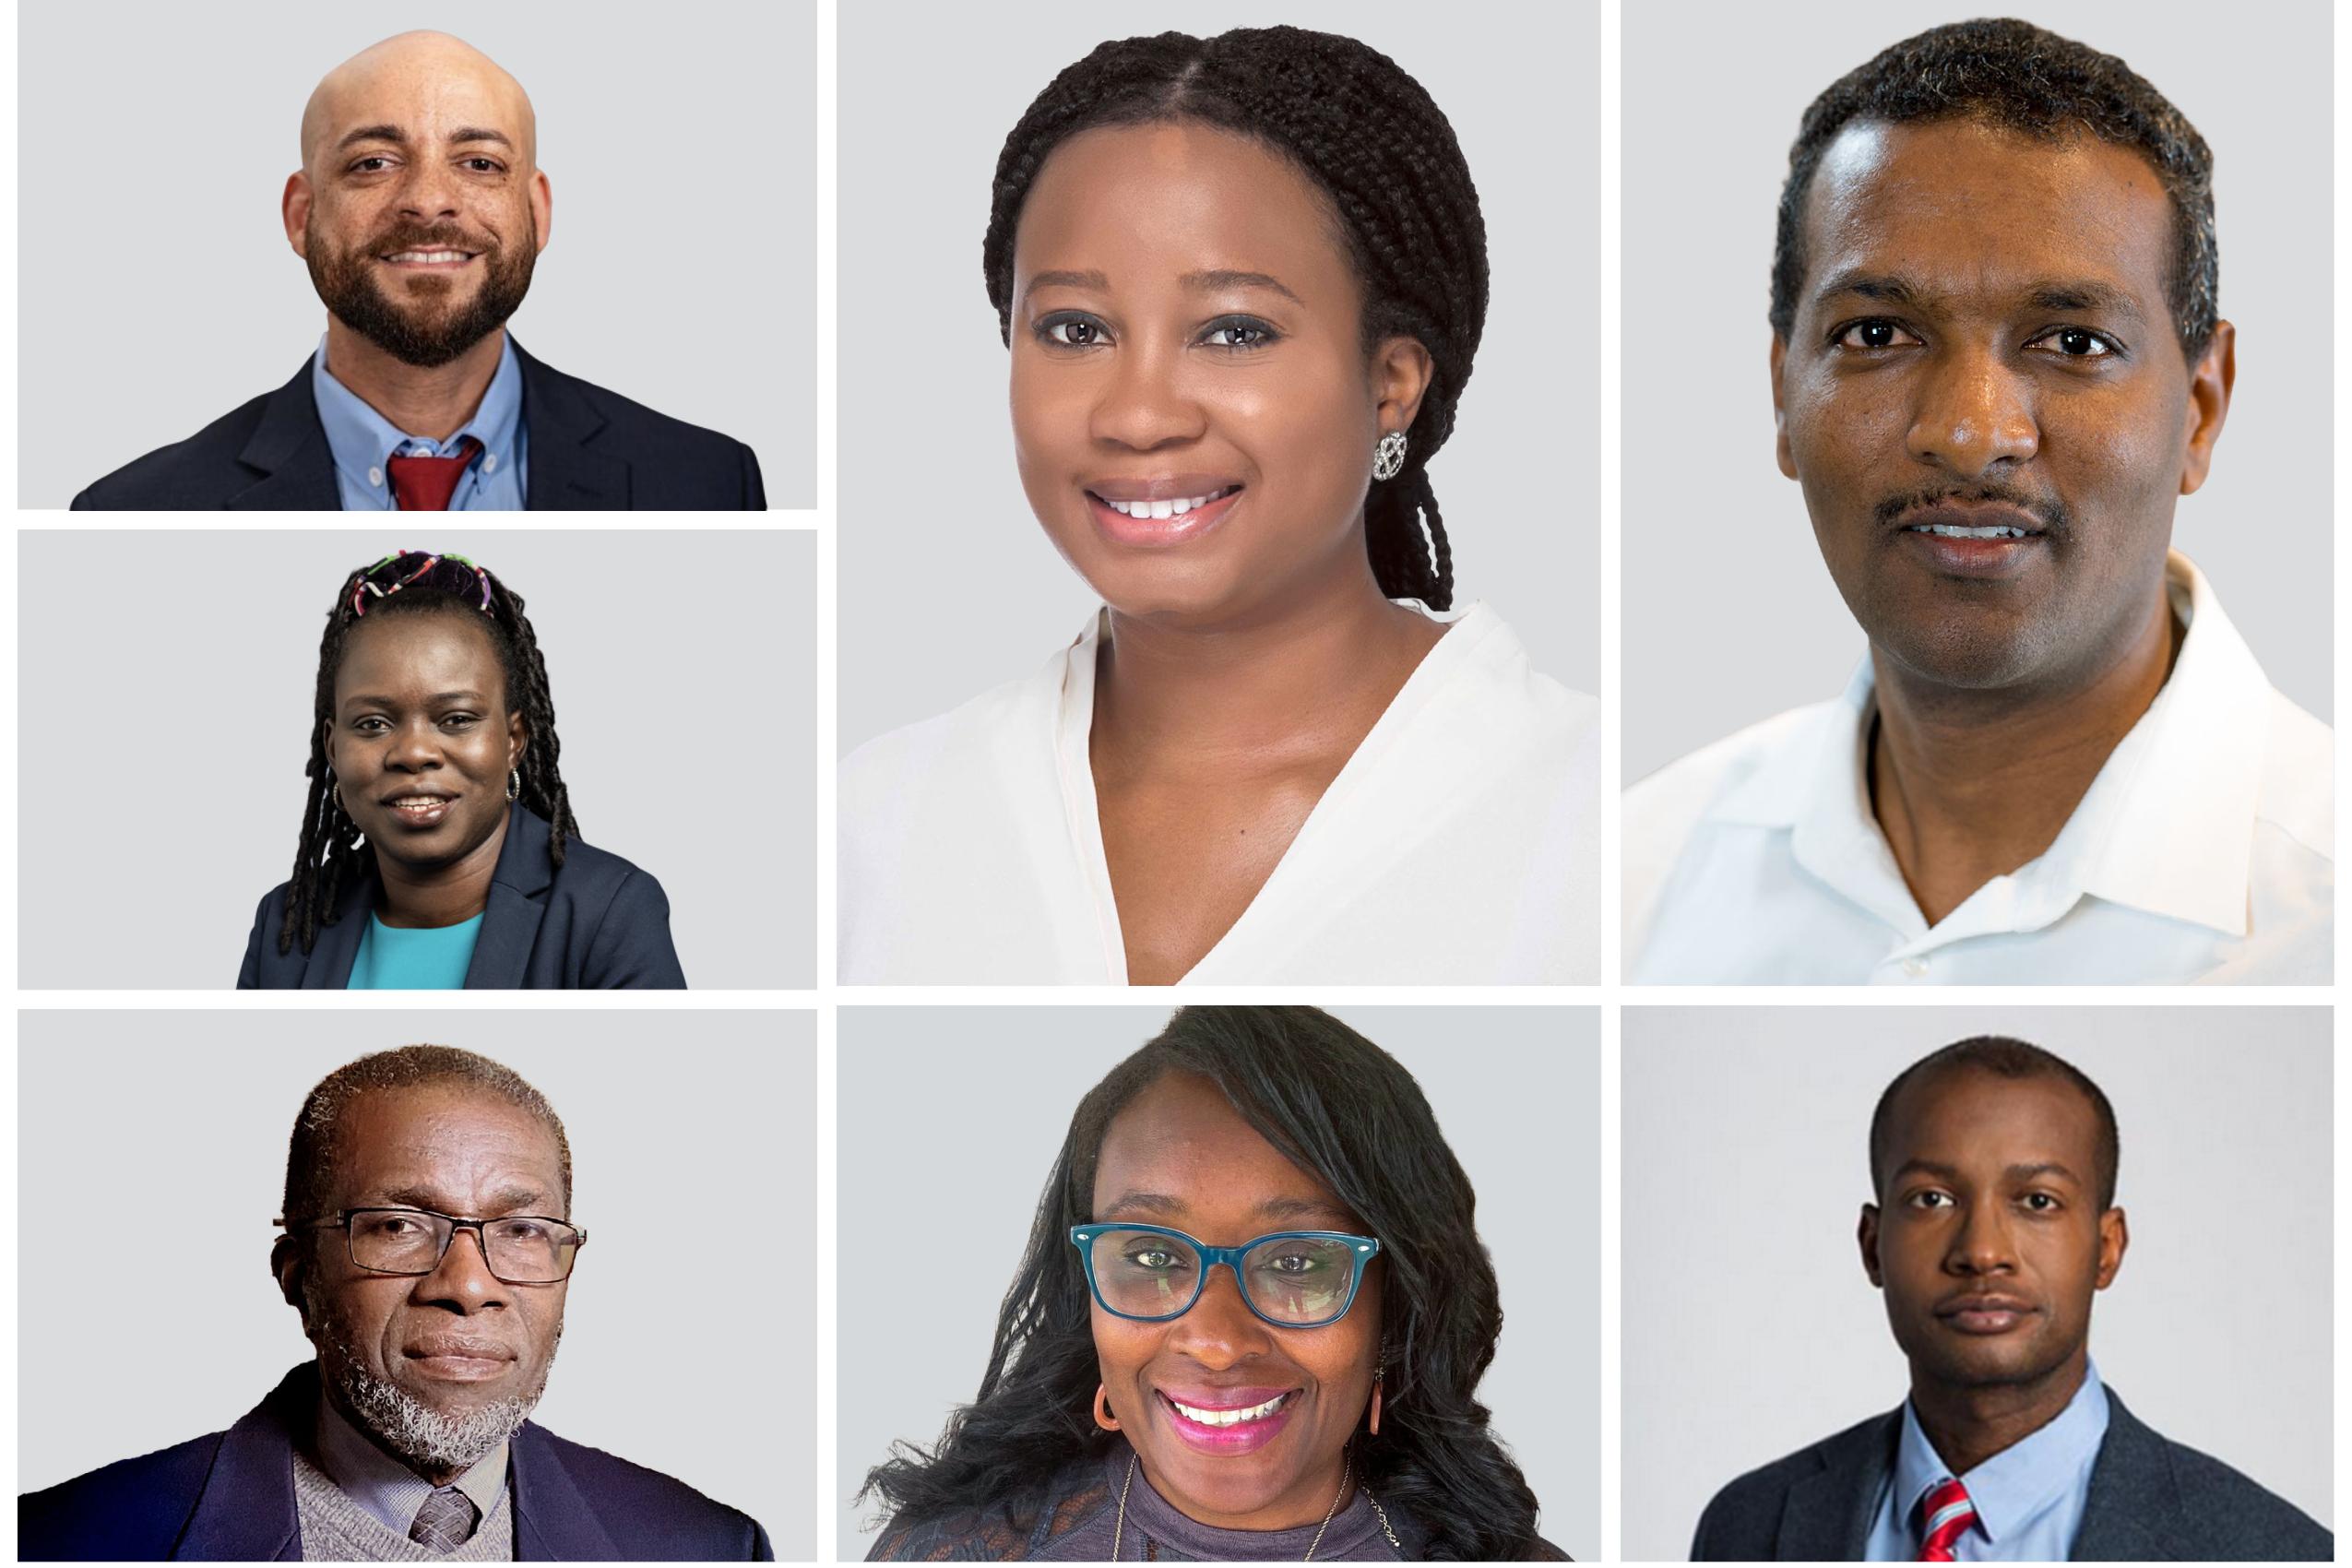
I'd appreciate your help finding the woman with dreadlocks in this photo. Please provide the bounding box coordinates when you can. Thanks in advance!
[840,27,1598,986]
[236,550,684,988]
[861,1006,1570,1560]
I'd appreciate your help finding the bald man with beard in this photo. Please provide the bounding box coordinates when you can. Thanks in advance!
[74,31,765,510]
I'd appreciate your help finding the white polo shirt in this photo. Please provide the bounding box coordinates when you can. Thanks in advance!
[1626,553,2332,984]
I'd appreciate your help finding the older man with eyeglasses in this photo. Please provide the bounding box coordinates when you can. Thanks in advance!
[18,1045,771,1561]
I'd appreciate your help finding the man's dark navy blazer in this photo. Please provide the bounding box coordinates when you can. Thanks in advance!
[71,340,764,510]
[238,804,686,989]
[1691,1386,2333,1561]
[19,1362,772,1561]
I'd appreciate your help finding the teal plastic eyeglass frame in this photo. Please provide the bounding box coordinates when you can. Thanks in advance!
[1069,1223,1381,1328]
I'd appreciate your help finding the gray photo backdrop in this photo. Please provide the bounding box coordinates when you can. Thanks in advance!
[18,0,814,508]
[1621,1004,2332,1561]
[18,529,815,989]
[837,1004,1600,1561]
[838,2,1599,753]
[17,1009,815,1558]
[1622,0,2332,780]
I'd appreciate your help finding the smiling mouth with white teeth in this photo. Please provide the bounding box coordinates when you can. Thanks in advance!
[386,795,456,823]
[1098,484,1241,520]
[1165,1391,1292,1426]
[1906,522,2038,540]
[382,250,478,265]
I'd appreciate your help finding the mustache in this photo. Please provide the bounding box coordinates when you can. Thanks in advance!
[362,223,500,257]
[1872,482,2073,540]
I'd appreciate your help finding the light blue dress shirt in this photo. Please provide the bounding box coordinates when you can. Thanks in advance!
[1865,1360,2112,1561]
[346,912,484,991]
[313,332,529,510]
[311,1393,507,1538]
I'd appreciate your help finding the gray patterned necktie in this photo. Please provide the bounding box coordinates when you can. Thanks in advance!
[409,1485,481,1552]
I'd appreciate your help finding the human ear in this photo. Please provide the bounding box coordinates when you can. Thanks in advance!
[283,172,314,258]
[1858,1203,1883,1286]
[2179,321,2234,495]
[1770,334,1797,481]
[507,712,529,775]
[2094,1206,2129,1289]
[271,1234,309,1318]
[1371,335,1434,442]
[530,169,554,255]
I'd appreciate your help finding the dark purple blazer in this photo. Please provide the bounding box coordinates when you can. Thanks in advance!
[18,1362,773,1561]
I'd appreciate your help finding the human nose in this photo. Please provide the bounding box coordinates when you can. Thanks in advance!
[1944,1201,2018,1277]
[1905,341,2039,479]
[413,1222,514,1312]
[1088,340,1206,452]
[397,160,462,223]
[1167,1260,1274,1366]
[385,718,444,772]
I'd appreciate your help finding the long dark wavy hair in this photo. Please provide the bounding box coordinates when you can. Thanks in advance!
[982,27,1489,611]
[278,550,577,957]
[861,1006,1544,1559]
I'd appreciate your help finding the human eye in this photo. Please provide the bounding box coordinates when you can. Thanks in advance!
[362,1211,426,1237]
[1832,318,1922,352]
[2018,1192,2063,1214]
[459,157,505,174]
[1907,1189,1955,1211]
[1033,312,1111,350]
[347,156,396,175]
[490,1218,551,1241]
[2025,326,2120,361]
[350,715,391,735]
[1258,1249,1326,1276]
[438,712,481,731]
[1198,315,1280,351]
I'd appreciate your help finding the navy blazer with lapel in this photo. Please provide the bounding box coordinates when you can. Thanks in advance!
[1690,1386,2333,1562]
[70,340,764,510]
[237,804,686,990]
[18,1362,772,1562]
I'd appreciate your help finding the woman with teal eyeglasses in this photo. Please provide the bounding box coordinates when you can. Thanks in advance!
[862,1006,1566,1561]
[237,549,683,989]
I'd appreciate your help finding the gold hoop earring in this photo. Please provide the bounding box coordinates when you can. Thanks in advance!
[507,768,522,802]
[1093,1384,1121,1432]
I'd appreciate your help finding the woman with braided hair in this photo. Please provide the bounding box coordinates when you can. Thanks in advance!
[237,550,684,988]
[842,26,1598,986]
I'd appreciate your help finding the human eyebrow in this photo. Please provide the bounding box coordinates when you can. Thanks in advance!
[1098,1191,1186,1219]
[1812,270,1935,312]
[448,127,515,149]
[373,1183,554,1216]
[2022,280,2143,322]
[1888,1158,1963,1186]
[1182,268,1303,304]
[1025,268,1111,293]
[340,690,490,710]
[338,125,409,152]
[2004,1160,2083,1187]
[1253,1194,1357,1227]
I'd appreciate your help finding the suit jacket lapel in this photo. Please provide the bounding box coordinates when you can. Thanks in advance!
[227,359,341,510]
[172,1365,315,1562]
[1778,1409,1897,1561]
[514,341,629,509]
[509,1423,623,1562]
[2076,1389,2188,1561]
[300,874,374,990]
[464,804,552,989]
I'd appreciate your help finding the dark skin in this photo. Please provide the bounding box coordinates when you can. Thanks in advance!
[326,611,527,929]
[271,1085,571,1485]
[1859,1067,2127,1477]
[1010,122,1441,982]
[1089,1073,1382,1530]
[1772,120,2233,924]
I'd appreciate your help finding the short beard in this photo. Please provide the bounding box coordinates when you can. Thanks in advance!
[306,1276,557,1474]
[306,214,537,369]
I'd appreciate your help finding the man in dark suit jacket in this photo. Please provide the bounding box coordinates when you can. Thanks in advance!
[18,1045,772,1561]
[74,30,762,511]
[1691,1036,2331,1562]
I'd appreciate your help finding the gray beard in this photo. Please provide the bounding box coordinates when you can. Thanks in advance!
[308,1280,558,1474]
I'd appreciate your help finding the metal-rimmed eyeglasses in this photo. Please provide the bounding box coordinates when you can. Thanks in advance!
[297,1207,587,1285]
[1070,1224,1381,1328]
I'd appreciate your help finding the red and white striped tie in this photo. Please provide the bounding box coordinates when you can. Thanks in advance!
[1917,1477,1978,1561]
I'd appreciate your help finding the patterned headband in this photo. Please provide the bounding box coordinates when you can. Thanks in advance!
[349,550,494,618]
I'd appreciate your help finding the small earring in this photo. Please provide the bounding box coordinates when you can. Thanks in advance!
[1370,1360,1385,1436]
[506,769,521,802]
[332,782,344,810]
[1093,1384,1121,1432]
[1372,430,1408,481]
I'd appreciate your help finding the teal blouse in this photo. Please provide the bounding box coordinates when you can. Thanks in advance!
[346,912,484,991]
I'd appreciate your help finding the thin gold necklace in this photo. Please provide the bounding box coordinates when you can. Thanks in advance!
[1110,1451,1398,1561]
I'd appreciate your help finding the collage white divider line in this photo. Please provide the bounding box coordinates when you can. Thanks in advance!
[1597,0,1625,1556]
[814,0,843,1552]
[2331,0,2349,1542]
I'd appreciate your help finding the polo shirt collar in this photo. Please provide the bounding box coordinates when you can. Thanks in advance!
[1703,552,2267,942]
[312,331,524,501]
[1893,1361,2110,1547]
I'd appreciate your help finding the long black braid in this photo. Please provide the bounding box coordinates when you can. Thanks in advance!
[982,27,1488,612]
[278,551,578,957]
